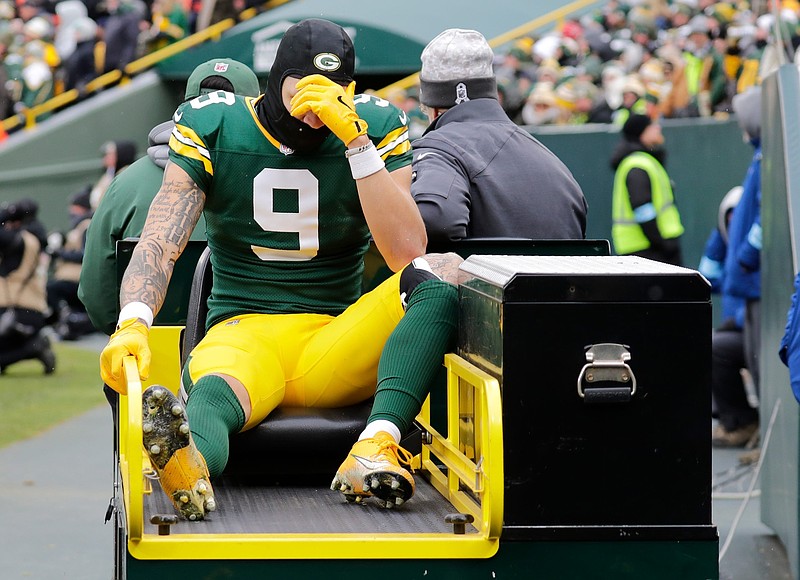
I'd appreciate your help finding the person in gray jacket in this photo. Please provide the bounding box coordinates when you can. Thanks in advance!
[411,28,588,247]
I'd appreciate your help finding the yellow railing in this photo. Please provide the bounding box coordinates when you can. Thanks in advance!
[120,326,185,543]
[417,353,504,540]
[120,356,145,542]
[0,0,291,135]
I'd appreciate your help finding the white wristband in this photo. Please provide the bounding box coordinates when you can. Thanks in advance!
[118,301,154,329]
[347,142,384,180]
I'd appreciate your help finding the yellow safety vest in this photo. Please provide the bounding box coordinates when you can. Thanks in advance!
[613,99,648,127]
[612,151,684,255]
[684,52,702,96]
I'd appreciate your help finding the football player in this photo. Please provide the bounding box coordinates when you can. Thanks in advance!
[100,18,461,520]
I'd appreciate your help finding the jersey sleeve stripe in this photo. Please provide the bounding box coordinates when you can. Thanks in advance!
[170,124,213,175]
[375,127,410,160]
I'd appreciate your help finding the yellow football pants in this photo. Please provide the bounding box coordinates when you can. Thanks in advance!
[184,271,404,430]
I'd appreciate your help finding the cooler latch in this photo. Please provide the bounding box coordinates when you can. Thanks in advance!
[577,343,637,404]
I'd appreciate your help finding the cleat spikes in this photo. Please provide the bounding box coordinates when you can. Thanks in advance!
[354,496,363,504]
[332,432,415,506]
[395,497,404,506]
[142,385,214,522]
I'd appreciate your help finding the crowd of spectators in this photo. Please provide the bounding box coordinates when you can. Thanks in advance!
[1,0,797,131]
[395,0,799,132]
[0,0,190,122]
[495,0,795,126]
[0,0,265,126]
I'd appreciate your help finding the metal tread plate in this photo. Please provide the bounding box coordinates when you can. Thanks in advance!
[142,473,475,535]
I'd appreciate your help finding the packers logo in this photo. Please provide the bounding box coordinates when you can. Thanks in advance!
[313,53,342,72]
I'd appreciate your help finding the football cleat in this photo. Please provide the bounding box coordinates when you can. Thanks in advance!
[331,431,415,507]
[142,385,216,521]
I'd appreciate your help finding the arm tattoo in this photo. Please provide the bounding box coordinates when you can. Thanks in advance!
[120,165,204,314]
[423,252,463,286]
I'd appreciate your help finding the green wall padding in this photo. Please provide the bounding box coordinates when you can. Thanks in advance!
[0,71,181,233]
[761,64,800,580]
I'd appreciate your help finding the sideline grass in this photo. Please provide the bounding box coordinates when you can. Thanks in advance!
[0,341,105,448]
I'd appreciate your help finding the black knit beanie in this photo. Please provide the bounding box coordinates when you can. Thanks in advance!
[622,114,651,141]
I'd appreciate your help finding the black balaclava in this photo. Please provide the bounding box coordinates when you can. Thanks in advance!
[257,18,355,154]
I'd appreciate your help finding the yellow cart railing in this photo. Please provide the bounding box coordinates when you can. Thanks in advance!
[119,344,504,560]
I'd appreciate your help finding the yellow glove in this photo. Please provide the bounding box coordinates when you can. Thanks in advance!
[100,318,151,395]
[290,74,368,146]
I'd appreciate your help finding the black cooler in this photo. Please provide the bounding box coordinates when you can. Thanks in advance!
[457,255,716,541]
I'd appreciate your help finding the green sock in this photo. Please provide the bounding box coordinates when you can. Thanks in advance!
[185,375,245,478]
[369,279,458,434]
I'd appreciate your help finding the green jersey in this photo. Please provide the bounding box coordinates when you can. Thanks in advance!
[169,91,412,328]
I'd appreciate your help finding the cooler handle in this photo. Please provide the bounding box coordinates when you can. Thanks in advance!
[577,343,636,404]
